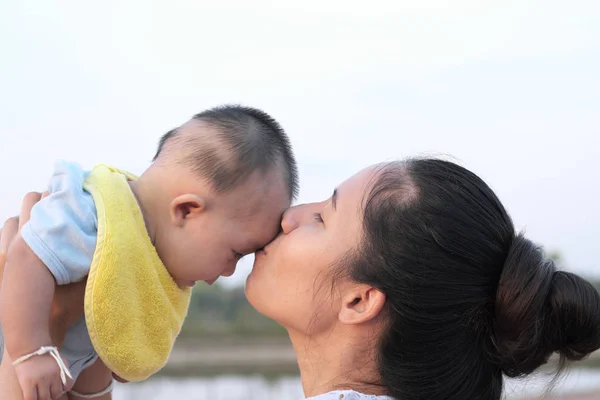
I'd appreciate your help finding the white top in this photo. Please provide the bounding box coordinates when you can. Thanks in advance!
[306,390,395,400]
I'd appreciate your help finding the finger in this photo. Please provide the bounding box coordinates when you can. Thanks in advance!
[49,382,65,400]
[23,384,38,400]
[0,240,5,286]
[61,359,74,392]
[0,228,3,269]
[41,191,50,200]
[0,217,20,284]
[0,216,19,253]
[20,192,43,230]
[37,383,51,400]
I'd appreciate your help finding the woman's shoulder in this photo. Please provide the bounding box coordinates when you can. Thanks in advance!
[306,390,394,400]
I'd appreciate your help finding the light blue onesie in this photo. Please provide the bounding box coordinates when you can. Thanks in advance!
[307,391,395,400]
[0,160,99,380]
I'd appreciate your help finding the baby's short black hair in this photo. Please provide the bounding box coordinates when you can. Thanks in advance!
[153,105,298,200]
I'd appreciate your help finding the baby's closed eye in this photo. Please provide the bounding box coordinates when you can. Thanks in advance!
[232,250,244,260]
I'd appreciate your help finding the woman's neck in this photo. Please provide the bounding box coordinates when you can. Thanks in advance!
[287,325,387,398]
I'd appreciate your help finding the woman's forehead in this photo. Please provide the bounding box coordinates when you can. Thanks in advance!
[335,165,382,209]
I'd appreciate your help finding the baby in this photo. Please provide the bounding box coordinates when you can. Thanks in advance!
[0,105,298,399]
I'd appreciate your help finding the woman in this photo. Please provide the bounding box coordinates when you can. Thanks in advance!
[3,158,600,399]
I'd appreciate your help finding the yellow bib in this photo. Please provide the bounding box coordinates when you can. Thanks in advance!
[82,165,191,382]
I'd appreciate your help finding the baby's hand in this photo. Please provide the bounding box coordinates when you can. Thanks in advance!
[14,353,72,400]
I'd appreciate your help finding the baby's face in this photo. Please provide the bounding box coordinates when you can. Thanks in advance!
[160,170,290,288]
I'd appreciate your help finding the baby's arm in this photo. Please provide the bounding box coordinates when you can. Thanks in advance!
[0,234,70,399]
[0,191,92,399]
[0,234,55,360]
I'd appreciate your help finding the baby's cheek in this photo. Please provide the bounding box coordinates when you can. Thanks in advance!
[209,256,230,276]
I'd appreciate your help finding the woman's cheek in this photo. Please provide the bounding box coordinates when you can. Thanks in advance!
[278,241,305,274]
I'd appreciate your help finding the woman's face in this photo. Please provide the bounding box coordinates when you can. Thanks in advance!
[245,166,378,334]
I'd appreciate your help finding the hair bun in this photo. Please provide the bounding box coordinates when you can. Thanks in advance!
[492,234,600,377]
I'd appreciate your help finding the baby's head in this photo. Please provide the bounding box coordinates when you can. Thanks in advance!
[138,105,298,287]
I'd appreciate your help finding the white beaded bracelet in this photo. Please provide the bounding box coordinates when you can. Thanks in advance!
[12,346,73,386]
[12,345,115,398]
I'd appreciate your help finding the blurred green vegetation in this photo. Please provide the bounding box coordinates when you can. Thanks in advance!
[180,283,287,338]
[180,250,600,339]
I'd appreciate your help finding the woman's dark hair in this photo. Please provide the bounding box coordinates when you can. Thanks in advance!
[348,159,600,400]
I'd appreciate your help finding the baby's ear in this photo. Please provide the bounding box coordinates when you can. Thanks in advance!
[169,194,206,226]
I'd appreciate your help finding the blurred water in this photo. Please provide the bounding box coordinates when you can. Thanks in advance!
[113,368,600,400]
[113,375,303,400]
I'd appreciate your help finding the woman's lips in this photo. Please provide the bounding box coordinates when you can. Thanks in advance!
[258,233,283,256]
[256,248,267,257]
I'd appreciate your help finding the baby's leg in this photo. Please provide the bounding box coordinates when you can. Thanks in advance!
[68,358,113,400]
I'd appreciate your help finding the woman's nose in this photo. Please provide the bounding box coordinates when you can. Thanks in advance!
[281,206,301,234]
[281,202,322,234]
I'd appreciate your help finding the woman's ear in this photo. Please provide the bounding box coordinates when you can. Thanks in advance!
[338,285,386,325]
[169,194,206,227]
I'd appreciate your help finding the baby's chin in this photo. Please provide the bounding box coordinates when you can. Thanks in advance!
[174,279,196,288]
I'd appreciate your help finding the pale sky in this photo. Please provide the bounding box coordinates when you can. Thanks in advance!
[1,1,599,286]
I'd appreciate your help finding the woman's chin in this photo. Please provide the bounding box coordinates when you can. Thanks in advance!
[245,250,281,319]
[249,250,267,275]
[244,262,269,308]
[244,273,261,311]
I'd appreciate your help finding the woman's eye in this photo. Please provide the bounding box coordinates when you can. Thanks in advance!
[233,251,243,259]
[313,213,324,223]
